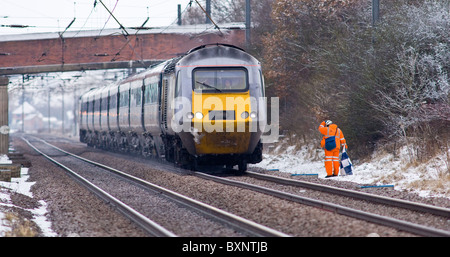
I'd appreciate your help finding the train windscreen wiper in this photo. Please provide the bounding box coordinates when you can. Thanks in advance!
[195,80,222,92]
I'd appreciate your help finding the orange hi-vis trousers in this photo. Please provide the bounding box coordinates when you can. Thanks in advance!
[324,148,340,176]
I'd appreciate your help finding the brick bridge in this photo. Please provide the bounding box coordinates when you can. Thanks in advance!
[0,24,246,75]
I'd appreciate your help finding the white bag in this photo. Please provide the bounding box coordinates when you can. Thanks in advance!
[340,147,353,175]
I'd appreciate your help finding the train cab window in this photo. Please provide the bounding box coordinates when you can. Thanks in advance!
[193,68,248,93]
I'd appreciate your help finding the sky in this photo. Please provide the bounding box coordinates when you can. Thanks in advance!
[0,0,196,35]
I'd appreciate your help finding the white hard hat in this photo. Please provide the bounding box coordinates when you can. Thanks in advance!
[325,120,333,126]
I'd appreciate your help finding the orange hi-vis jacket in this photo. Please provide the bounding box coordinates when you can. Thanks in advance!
[318,121,347,150]
[318,121,347,176]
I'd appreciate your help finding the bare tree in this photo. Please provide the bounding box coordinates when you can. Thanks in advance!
[259,0,449,158]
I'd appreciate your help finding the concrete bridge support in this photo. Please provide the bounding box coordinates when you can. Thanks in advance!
[0,77,9,155]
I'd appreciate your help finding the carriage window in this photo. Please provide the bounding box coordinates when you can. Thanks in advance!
[109,95,117,110]
[90,100,95,113]
[131,88,141,106]
[81,101,88,113]
[119,90,129,108]
[193,68,248,92]
[144,83,158,104]
[101,97,108,111]
[136,89,142,106]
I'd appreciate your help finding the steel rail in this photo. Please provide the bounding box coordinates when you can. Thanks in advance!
[246,171,450,218]
[195,171,450,237]
[36,138,290,237]
[22,137,177,237]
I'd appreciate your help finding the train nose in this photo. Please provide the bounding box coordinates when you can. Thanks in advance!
[188,92,256,155]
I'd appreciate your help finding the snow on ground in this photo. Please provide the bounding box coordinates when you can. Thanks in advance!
[0,154,12,164]
[252,143,450,199]
[0,155,56,237]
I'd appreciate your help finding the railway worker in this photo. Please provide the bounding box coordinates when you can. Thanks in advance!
[318,120,347,178]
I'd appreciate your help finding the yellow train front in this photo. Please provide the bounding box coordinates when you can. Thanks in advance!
[171,44,266,172]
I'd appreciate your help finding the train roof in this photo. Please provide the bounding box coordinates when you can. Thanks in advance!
[177,43,259,67]
[80,43,257,99]
[186,43,246,54]
[119,44,251,83]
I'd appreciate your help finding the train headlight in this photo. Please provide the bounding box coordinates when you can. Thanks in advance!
[195,112,204,119]
[250,112,257,119]
[241,111,249,119]
[186,112,194,119]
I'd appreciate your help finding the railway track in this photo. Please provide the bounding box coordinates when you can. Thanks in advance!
[19,134,450,237]
[22,136,289,237]
[194,171,450,237]
[246,171,450,217]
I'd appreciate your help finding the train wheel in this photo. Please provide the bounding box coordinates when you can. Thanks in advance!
[190,158,198,171]
[237,160,247,174]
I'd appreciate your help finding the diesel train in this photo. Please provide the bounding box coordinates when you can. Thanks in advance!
[79,44,266,172]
